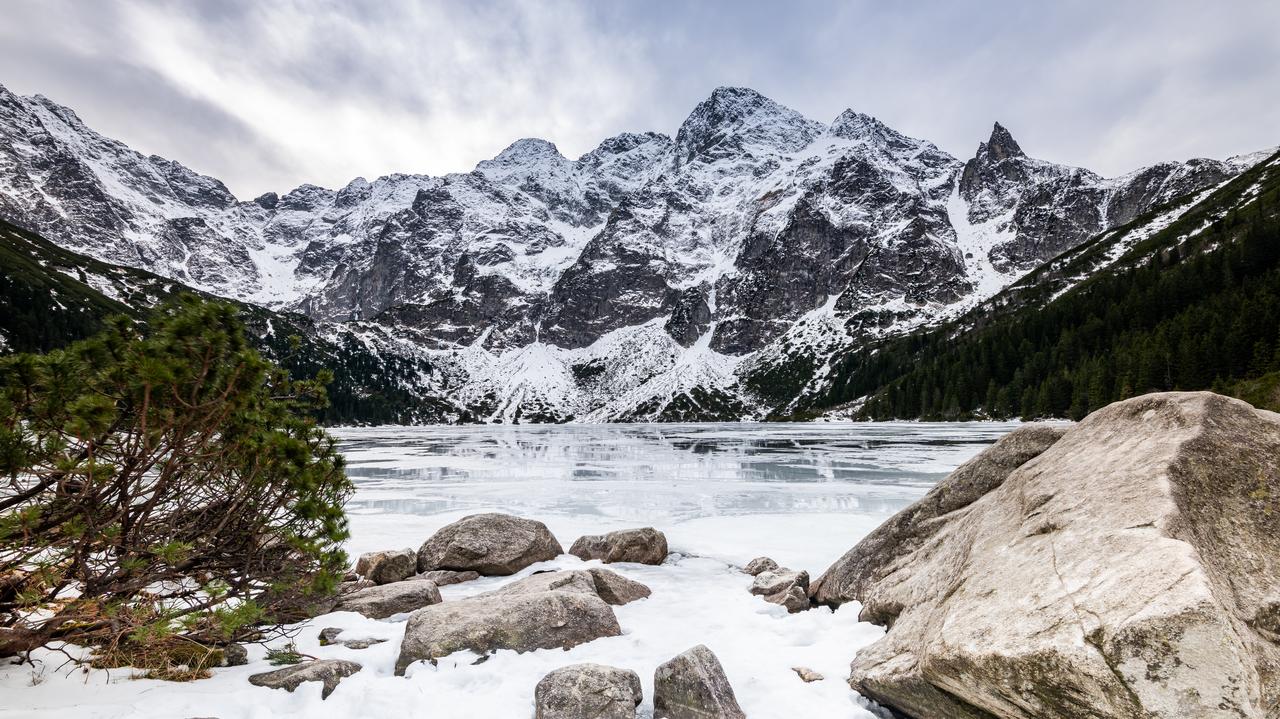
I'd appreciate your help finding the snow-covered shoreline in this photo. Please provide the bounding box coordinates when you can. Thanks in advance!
[1,422,1013,718]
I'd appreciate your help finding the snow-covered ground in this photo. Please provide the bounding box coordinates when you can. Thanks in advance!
[0,422,1020,718]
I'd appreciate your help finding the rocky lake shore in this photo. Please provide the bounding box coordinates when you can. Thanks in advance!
[2,391,1275,718]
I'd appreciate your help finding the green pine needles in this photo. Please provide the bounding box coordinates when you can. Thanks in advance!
[0,296,353,673]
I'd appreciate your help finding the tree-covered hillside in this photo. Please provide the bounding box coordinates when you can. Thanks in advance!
[805,150,1280,419]
[0,218,457,425]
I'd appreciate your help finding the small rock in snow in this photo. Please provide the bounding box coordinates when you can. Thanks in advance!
[792,666,824,683]
[248,659,361,700]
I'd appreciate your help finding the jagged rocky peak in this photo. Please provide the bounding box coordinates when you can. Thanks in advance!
[829,109,890,140]
[582,131,670,158]
[276,183,335,212]
[577,131,671,170]
[334,176,372,207]
[253,191,279,210]
[674,86,824,161]
[827,109,957,169]
[982,121,1025,161]
[475,137,570,180]
[959,121,1040,205]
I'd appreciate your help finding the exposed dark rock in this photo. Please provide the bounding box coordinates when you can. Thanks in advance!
[219,643,247,667]
[665,286,713,346]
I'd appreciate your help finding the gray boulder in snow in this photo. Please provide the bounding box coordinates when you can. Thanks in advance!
[395,590,621,674]
[821,392,1280,719]
[248,659,362,699]
[742,556,778,576]
[749,567,810,613]
[334,578,442,619]
[353,548,417,584]
[569,527,669,565]
[585,568,652,606]
[416,513,563,575]
[535,663,643,719]
[653,645,746,719]
[216,643,247,667]
[317,627,386,650]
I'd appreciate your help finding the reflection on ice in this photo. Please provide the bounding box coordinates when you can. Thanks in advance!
[331,422,1019,527]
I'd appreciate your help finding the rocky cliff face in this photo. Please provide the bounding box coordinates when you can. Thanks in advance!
[0,83,1268,421]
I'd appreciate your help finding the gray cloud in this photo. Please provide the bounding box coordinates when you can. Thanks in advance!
[2,0,1276,198]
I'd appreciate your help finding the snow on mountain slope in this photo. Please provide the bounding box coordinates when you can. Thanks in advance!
[0,82,1270,422]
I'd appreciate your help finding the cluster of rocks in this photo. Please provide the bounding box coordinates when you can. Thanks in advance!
[535,645,745,719]
[742,556,811,613]
[249,514,678,702]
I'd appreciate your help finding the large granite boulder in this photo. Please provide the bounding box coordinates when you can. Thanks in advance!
[395,590,621,674]
[569,527,669,565]
[535,663,643,719]
[334,578,442,619]
[417,513,563,575]
[248,659,361,699]
[354,549,416,584]
[653,645,746,719]
[817,393,1280,719]
[810,421,1066,607]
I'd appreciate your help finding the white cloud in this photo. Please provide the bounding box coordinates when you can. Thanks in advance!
[1,0,1276,197]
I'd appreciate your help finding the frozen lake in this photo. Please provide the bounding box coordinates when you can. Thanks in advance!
[4,422,1020,719]
[337,422,1019,570]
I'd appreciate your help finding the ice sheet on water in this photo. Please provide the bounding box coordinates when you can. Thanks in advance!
[334,421,1017,530]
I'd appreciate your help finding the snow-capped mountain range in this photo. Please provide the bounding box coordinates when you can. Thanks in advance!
[0,83,1271,421]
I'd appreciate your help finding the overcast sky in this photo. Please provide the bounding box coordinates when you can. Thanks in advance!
[2,0,1277,199]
